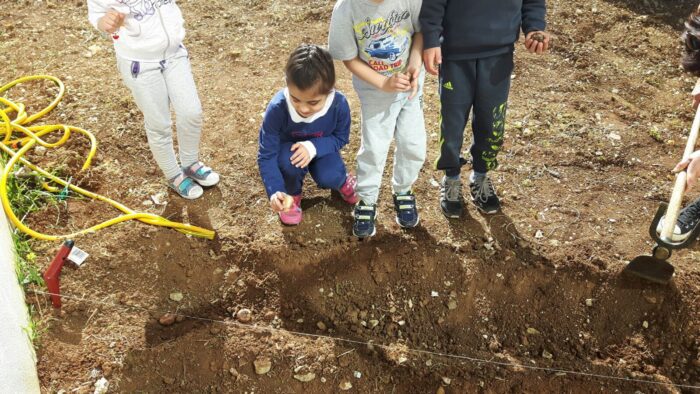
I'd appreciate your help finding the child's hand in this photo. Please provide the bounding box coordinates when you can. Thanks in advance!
[692,79,700,109]
[423,47,442,76]
[270,192,293,212]
[98,9,125,34]
[406,64,421,100]
[524,31,551,54]
[674,151,700,190]
[290,143,311,168]
[381,73,412,93]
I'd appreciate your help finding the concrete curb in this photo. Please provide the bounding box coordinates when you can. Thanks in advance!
[0,206,41,393]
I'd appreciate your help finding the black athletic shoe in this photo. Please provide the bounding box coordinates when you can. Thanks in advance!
[393,191,419,228]
[470,174,500,214]
[657,197,700,242]
[353,201,377,238]
[440,176,463,218]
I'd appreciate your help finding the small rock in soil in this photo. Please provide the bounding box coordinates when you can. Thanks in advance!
[642,321,649,329]
[169,292,183,302]
[317,321,327,331]
[526,327,540,335]
[447,299,457,310]
[236,308,252,323]
[163,376,175,385]
[542,350,553,359]
[339,380,353,390]
[158,313,176,326]
[294,372,316,382]
[253,357,271,375]
[436,387,446,394]
[585,298,593,307]
[339,355,352,367]
[93,378,109,394]
[354,371,362,379]
[442,377,452,385]
[263,311,276,321]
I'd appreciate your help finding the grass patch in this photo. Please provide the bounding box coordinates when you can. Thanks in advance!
[2,154,63,344]
[4,163,62,287]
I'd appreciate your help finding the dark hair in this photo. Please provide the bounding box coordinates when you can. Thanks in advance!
[682,6,700,75]
[285,44,335,94]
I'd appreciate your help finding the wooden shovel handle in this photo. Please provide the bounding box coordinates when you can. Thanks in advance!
[661,86,700,241]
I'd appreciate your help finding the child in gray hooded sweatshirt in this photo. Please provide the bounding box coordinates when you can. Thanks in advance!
[329,0,427,239]
[87,0,219,200]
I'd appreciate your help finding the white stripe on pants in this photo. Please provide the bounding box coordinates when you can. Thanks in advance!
[356,89,427,205]
[116,52,202,180]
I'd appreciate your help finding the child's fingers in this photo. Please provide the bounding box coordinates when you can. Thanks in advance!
[271,193,285,212]
[394,77,410,90]
[687,175,697,191]
[408,79,418,99]
[290,143,300,151]
[525,39,534,52]
[673,159,690,173]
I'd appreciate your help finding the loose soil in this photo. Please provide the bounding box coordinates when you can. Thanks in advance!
[2,0,700,393]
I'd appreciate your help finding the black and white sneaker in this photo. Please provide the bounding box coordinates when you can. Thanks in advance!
[470,174,500,214]
[440,176,463,218]
[353,201,377,238]
[393,191,419,228]
[656,197,700,242]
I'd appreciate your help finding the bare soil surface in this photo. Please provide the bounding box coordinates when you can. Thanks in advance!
[2,0,700,392]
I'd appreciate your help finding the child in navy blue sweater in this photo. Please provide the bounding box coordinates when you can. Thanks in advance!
[258,45,359,225]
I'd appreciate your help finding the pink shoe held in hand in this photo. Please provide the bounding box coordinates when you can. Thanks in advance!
[279,195,303,225]
[338,173,359,205]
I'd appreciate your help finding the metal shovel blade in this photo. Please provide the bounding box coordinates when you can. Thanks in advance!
[625,255,675,284]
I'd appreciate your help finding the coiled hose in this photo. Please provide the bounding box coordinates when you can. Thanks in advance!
[0,75,215,241]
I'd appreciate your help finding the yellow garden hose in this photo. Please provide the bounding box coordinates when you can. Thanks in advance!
[0,75,215,241]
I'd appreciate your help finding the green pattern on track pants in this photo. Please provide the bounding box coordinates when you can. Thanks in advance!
[435,52,514,176]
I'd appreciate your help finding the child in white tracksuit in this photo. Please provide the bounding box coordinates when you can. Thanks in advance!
[87,0,219,200]
[329,0,427,238]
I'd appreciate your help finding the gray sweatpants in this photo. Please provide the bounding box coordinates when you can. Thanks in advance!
[356,82,427,204]
[116,49,202,180]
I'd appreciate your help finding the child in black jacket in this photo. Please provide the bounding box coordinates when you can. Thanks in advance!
[420,0,550,217]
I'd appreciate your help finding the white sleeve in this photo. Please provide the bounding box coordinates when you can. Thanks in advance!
[299,141,317,160]
[87,0,109,31]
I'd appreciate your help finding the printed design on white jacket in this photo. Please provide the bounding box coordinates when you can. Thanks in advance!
[118,0,173,21]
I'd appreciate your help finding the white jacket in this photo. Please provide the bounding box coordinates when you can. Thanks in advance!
[87,0,186,62]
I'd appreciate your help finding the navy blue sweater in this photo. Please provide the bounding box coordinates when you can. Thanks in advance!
[257,90,351,198]
[420,0,546,60]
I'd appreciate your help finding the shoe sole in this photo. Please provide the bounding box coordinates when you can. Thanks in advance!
[192,175,220,188]
[169,184,203,200]
[396,215,420,228]
[353,226,377,238]
[440,204,462,219]
[655,219,691,242]
[471,198,499,215]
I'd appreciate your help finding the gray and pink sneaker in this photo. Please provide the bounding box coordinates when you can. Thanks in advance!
[279,195,303,225]
[338,173,359,205]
